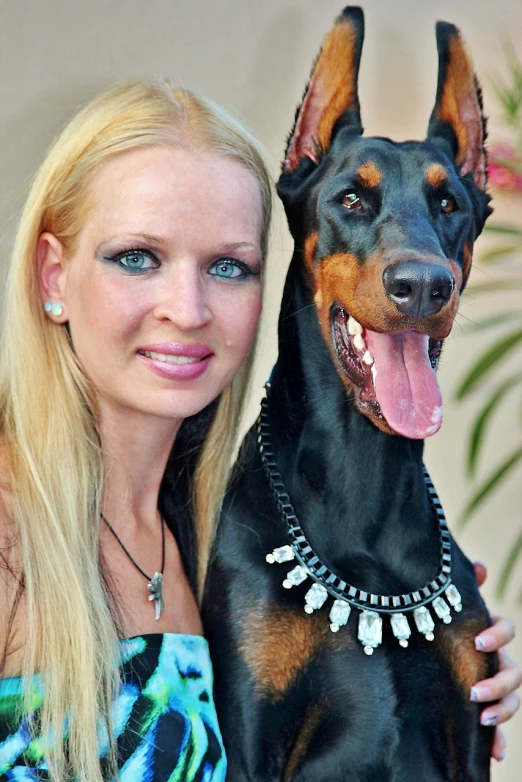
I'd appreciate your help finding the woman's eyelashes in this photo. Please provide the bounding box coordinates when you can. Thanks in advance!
[104,247,160,274]
[208,257,259,281]
[102,247,259,280]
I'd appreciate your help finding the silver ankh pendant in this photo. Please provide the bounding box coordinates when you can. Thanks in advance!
[147,572,164,620]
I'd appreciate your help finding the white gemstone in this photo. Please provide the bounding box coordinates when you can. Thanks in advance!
[268,545,295,564]
[390,613,411,644]
[304,583,328,611]
[445,584,462,609]
[283,565,307,588]
[414,606,435,637]
[433,597,451,623]
[358,611,382,651]
[329,600,351,630]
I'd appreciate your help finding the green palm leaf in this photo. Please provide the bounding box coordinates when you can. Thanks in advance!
[458,447,522,529]
[484,224,522,236]
[497,527,522,599]
[463,312,521,332]
[455,328,522,399]
[467,374,522,476]
[464,280,522,295]
[479,244,522,263]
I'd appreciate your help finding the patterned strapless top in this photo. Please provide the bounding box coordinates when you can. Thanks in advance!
[0,633,226,780]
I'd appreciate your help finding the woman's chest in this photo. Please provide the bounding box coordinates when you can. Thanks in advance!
[101,525,203,639]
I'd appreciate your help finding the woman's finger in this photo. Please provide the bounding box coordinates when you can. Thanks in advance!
[473,561,488,588]
[471,650,522,707]
[479,691,521,728]
[491,726,507,762]
[475,615,515,651]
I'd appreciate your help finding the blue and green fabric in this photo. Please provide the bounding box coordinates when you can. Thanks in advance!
[0,633,226,780]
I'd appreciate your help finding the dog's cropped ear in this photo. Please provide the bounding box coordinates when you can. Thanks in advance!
[282,6,364,175]
[426,22,487,190]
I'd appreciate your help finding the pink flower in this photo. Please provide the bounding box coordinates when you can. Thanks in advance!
[487,145,522,191]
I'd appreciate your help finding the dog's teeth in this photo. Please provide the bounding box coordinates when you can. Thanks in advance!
[353,333,365,352]
[362,350,373,366]
[371,364,377,383]
[348,316,362,336]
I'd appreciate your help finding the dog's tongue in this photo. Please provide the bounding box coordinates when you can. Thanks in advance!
[365,330,443,439]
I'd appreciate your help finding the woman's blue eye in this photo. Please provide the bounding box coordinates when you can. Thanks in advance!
[209,259,248,279]
[106,249,159,273]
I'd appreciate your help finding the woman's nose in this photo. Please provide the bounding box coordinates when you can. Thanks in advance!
[153,267,212,331]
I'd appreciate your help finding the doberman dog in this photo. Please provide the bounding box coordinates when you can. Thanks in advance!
[203,8,497,781]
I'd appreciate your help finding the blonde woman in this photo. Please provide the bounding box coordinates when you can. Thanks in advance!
[0,80,270,781]
[0,79,518,782]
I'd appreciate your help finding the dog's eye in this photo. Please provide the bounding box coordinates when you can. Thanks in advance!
[440,194,457,214]
[341,192,361,210]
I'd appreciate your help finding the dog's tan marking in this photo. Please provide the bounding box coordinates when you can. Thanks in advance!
[425,163,447,189]
[437,619,494,780]
[238,603,336,700]
[434,36,486,189]
[356,161,382,189]
[283,700,327,781]
[309,251,359,362]
[461,242,472,282]
[435,618,491,697]
[313,251,460,341]
[316,22,358,158]
[305,249,461,431]
[304,232,318,270]
[448,259,463,294]
[285,20,360,171]
[305,233,325,308]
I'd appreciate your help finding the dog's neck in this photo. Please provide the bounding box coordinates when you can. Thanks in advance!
[266,256,441,595]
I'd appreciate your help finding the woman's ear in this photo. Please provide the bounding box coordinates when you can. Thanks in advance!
[37,232,68,322]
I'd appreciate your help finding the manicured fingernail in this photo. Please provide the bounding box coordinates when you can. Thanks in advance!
[481,713,499,727]
[475,634,494,651]
[496,748,506,762]
[471,685,492,702]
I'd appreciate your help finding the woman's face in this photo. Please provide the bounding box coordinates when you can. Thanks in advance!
[40,146,263,425]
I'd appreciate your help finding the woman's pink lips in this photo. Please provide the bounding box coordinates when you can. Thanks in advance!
[139,342,212,358]
[137,343,213,381]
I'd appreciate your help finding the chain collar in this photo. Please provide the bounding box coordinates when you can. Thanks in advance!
[258,391,462,655]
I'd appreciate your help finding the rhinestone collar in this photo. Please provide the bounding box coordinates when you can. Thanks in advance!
[258,393,462,655]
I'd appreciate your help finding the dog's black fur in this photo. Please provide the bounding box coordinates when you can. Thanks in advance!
[203,8,497,780]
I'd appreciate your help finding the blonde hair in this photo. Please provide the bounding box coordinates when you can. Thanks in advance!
[0,80,271,781]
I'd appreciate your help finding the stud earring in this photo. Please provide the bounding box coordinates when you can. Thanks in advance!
[44,301,64,318]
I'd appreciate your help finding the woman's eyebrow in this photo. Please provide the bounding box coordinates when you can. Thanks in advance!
[219,242,260,253]
[97,234,166,252]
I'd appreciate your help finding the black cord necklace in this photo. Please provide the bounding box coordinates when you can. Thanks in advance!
[258,391,463,655]
[101,512,166,620]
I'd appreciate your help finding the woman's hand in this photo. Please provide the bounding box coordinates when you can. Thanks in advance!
[471,562,522,762]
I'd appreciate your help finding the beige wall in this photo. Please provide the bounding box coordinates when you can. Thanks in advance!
[1,0,521,777]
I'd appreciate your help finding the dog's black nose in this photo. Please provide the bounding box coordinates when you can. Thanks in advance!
[383,261,455,318]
